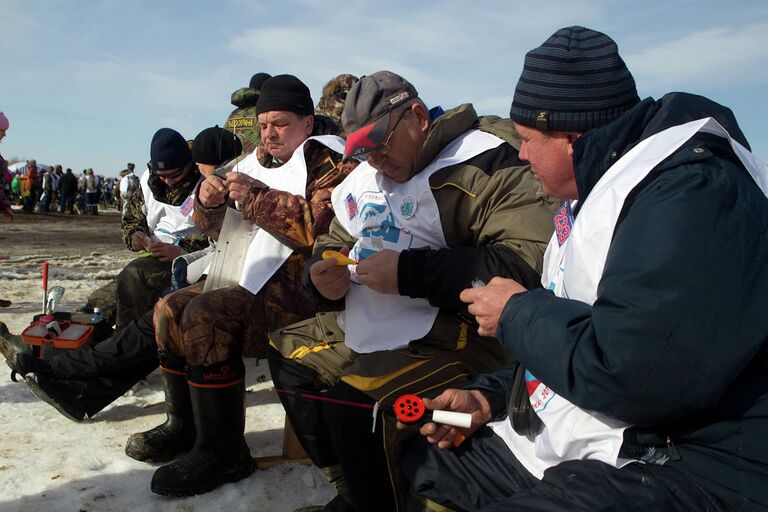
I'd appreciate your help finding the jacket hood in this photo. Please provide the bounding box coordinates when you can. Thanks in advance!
[413,104,478,174]
[572,92,750,202]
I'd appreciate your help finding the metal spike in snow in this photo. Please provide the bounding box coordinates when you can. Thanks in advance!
[46,286,65,314]
[202,206,256,293]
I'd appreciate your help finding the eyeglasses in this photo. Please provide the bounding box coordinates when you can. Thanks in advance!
[149,164,186,180]
[370,107,409,157]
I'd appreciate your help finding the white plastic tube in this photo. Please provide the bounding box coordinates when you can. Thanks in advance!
[431,410,472,429]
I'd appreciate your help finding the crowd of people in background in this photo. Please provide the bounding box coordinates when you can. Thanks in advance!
[2,160,124,215]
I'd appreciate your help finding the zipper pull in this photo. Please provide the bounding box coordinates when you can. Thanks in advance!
[666,435,682,461]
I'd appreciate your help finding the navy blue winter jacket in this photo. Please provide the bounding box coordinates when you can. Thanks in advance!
[473,93,768,510]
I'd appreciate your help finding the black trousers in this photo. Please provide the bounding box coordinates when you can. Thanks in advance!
[115,256,171,332]
[402,425,729,512]
[47,309,159,416]
[267,347,395,512]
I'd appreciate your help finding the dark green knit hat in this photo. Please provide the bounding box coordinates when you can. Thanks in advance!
[510,26,640,132]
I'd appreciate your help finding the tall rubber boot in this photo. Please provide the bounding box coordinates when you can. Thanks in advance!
[151,356,255,496]
[125,352,194,462]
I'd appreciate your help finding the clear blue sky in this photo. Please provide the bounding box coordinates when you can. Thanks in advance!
[2,0,766,176]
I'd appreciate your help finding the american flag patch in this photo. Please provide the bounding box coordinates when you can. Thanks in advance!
[345,193,357,220]
[179,196,194,217]
[554,202,573,246]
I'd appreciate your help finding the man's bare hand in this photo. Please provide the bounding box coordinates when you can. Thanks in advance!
[198,175,227,207]
[460,277,528,337]
[146,241,182,262]
[355,249,399,295]
[310,248,351,300]
[397,389,492,449]
[224,172,267,204]
[130,231,150,252]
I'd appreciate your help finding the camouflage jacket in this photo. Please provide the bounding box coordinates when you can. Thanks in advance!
[121,167,209,254]
[224,87,259,155]
[194,138,357,255]
[193,137,357,326]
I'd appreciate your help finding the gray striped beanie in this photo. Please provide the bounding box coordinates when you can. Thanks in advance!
[510,26,640,132]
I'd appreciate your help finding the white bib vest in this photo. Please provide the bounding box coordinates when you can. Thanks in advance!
[140,170,203,244]
[233,135,345,294]
[331,129,504,353]
[491,117,768,480]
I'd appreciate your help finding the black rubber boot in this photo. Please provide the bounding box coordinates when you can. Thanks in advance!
[125,352,194,462]
[151,357,255,497]
[25,372,87,422]
[1,323,33,372]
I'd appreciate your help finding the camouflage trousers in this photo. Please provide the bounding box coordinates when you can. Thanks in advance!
[154,277,311,365]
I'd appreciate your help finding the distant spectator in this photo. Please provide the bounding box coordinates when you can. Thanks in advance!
[58,168,78,214]
[40,167,53,212]
[83,168,99,214]
[0,111,11,307]
[51,165,62,209]
[118,162,139,213]
[0,111,12,220]
[22,159,39,213]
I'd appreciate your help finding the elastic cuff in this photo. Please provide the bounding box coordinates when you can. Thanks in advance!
[397,249,427,297]
[479,389,508,418]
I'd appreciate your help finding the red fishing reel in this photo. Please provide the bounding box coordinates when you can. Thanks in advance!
[393,393,471,447]
[393,394,426,424]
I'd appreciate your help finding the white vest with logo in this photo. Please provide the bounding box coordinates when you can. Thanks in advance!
[331,129,504,353]
[140,170,203,244]
[490,117,768,480]
[234,135,345,294]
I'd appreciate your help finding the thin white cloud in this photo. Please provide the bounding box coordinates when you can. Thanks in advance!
[626,22,768,92]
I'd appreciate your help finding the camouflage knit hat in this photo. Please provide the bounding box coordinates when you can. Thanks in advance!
[341,71,417,162]
[510,26,639,132]
[315,74,359,124]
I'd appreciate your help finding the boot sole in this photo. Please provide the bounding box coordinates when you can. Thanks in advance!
[150,456,256,497]
[25,373,87,422]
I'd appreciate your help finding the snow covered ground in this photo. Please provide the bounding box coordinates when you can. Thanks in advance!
[0,210,334,511]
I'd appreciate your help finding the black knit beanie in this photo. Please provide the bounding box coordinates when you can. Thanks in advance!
[149,128,192,171]
[255,74,314,116]
[192,126,243,165]
[510,26,640,132]
[249,72,272,92]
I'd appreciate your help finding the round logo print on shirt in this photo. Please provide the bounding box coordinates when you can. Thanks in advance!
[400,195,417,219]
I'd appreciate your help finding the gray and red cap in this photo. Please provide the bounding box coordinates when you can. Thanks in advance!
[341,71,418,162]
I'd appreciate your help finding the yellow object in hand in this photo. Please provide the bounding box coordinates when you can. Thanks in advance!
[322,250,357,266]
